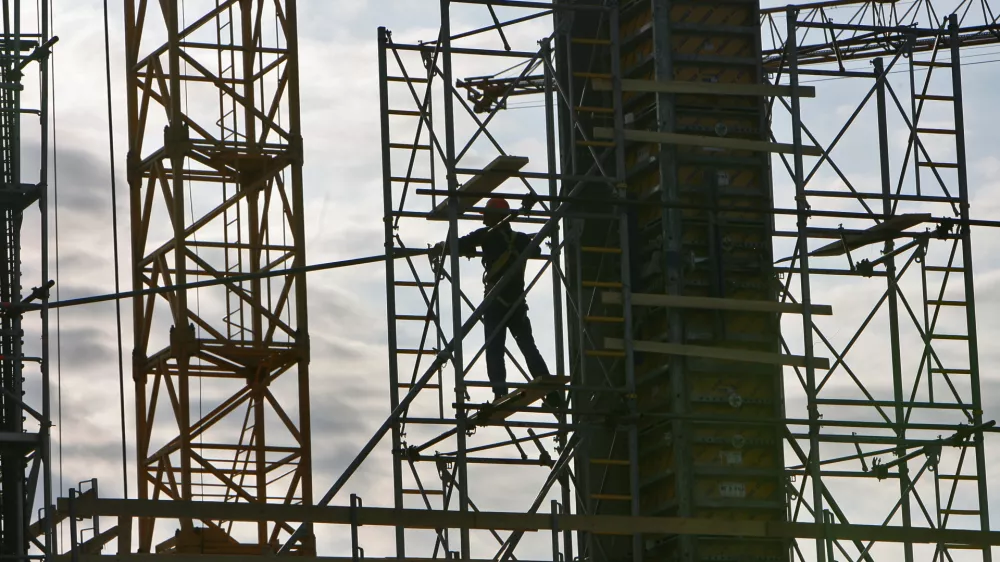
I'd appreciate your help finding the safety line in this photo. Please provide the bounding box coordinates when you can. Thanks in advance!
[102,0,128,501]
[28,249,429,311]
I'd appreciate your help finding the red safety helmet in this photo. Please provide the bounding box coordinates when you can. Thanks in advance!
[483,197,510,226]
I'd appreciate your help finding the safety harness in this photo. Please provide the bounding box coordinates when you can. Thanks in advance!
[483,228,521,300]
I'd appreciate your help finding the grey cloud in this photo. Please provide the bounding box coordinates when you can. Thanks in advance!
[56,326,118,369]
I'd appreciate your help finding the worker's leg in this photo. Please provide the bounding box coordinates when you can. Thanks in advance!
[508,302,564,409]
[483,300,508,399]
[507,302,550,378]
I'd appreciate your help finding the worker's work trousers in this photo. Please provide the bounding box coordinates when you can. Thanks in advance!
[483,297,550,397]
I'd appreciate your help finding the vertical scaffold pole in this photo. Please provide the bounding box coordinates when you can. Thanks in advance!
[607,6,641,562]
[39,0,55,554]
[874,56,914,562]
[378,25,407,561]
[948,14,992,562]
[439,1,472,559]
[786,9,826,562]
[542,36,573,562]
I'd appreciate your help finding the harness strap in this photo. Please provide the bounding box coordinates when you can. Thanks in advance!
[483,229,520,288]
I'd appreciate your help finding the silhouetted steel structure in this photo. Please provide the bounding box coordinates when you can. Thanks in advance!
[52,0,1000,561]
[0,1,55,560]
[123,0,313,555]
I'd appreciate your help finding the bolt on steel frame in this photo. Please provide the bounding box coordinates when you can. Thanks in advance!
[124,0,313,555]
[376,0,1000,561]
[0,0,54,560]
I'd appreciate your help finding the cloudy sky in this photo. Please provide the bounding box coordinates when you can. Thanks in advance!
[10,0,1000,560]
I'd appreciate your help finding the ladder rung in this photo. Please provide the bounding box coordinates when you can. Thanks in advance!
[916,128,956,135]
[927,299,966,307]
[583,281,623,289]
[590,458,630,466]
[398,349,438,355]
[914,94,954,101]
[576,105,614,114]
[585,316,624,323]
[395,281,435,288]
[931,368,971,375]
[391,177,433,184]
[591,493,632,501]
[388,76,430,83]
[389,143,431,151]
[402,489,444,495]
[575,72,612,79]
[577,140,616,147]
[926,266,965,273]
[940,509,979,516]
[918,162,959,168]
[581,246,622,254]
[930,333,969,340]
[399,383,442,390]
[571,37,611,46]
[586,350,626,358]
[388,109,424,117]
[913,60,952,67]
[396,314,434,321]
[938,474,977,480]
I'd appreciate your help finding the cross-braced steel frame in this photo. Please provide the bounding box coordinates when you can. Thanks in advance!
[51,0,1000,561]
[0,0,55,559]
[373,1,1000,561]
[124,0,313,555]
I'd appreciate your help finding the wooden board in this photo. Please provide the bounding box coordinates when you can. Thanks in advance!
[593,127,824,157]
[592,77,816,98]
[604,338,830,369]
[470,374,568,423]
[808,213,931,257]
[429,155,528,218]
[602,291,833,316]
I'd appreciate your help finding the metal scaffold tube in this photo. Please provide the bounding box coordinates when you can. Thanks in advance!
[0,0,54,558]
[38,0,1000,560]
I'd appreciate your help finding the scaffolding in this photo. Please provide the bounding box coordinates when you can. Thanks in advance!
[0,1,55,559]
[51,0,1000,561]
[376,0,1000,561]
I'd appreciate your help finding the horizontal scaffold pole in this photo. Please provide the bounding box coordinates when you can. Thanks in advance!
[60,498,1000,547]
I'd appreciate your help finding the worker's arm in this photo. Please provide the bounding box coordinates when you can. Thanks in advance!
[516,232,542,258]
[434,228,488,258]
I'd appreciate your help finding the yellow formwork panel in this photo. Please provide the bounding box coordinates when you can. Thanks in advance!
[615,0,786,559]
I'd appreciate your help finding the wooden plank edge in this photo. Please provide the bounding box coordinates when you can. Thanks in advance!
[594,127,824,157]
[592,77,817,98]
[602,291,833,316]
[605,338,830,370]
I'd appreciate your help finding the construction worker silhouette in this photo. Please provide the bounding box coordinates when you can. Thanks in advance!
[432,197,560,407]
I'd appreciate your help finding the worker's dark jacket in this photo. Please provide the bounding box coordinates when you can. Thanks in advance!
[454,224,540,303]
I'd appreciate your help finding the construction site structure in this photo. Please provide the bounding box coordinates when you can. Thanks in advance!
[24,0,1000,561]
[376,0,1000,561]
[0,1,55,560]
[122,0,313,555]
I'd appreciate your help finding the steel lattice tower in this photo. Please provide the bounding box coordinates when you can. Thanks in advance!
[124,0,312,554]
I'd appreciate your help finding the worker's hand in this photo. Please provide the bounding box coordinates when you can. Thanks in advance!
[520,193,539,211]
[429,242,445,274]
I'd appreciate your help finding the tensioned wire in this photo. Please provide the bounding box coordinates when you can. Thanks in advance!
[101,0,129,499]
